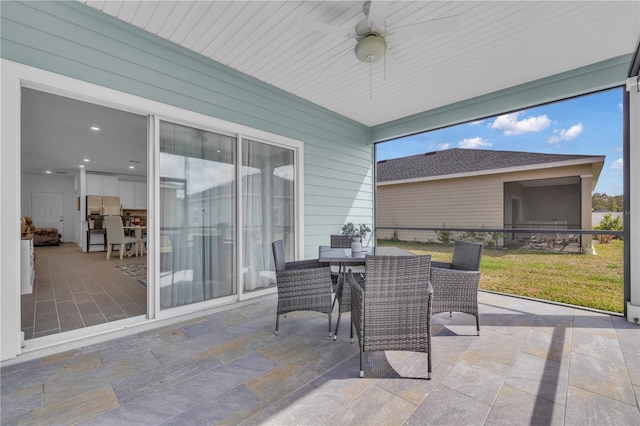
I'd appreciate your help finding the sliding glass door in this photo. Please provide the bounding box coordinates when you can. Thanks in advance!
[242,139,295,293]
[159,121,236,309]
[158,121,299,309]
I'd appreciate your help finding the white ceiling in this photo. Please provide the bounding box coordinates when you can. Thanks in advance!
[21,1,640,178]
[21,88,148,178]
[81,0,640,127]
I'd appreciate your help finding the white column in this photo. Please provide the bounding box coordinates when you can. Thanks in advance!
[1,61,23,360]
[627,77,640,324]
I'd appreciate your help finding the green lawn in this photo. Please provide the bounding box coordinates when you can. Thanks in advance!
[377,239,625,313]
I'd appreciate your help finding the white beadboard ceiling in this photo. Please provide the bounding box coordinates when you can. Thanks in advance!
[82,0,639,127]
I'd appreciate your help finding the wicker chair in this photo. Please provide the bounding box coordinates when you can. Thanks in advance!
[271,240,333,337]
[329,234,365,272]
[332,267,364,341]
[431,240,483,335]
[330,234,352,248]
[329,235,365,340]
[350,255,433,379]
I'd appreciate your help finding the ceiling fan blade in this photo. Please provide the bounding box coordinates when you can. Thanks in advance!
[392,15,459,39]
[367,0,389,34]
[292,17,354,39]
[384,48,404,79]
[318,46,355,77]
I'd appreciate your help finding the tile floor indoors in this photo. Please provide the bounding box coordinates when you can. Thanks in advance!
[2,290,639,425]
[21,242,147,340]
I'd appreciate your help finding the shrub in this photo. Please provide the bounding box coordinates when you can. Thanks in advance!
[594,213,623,243]
[436,223,452,244]
[460,230,486,243]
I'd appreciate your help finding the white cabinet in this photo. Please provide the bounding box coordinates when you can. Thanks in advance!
[21,238,35,295]
[119,180,147,209]
[134,182,147,209]
[86,174,118,196]
[118,181,135,209]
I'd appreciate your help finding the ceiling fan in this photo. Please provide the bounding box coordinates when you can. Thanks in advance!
[294,1,459,68]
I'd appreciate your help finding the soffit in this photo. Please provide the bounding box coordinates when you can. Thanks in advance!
[80,0,640,127]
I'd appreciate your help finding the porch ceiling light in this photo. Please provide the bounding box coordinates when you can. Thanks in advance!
[355,34,386,63]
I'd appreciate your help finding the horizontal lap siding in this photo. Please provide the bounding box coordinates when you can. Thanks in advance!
[377,175,503,241]
[1,1,372,258]
[377,164,596,241]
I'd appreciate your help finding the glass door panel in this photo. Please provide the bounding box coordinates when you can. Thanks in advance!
[242,138,295,293]
[159,121,236,309]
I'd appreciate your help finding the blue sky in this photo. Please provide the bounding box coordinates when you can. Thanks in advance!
[376,88,624,195]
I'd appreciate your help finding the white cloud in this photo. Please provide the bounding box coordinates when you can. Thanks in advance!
[548,123,583,144]
[611,158,623,169]
[618,103,623,111]
[615,146,622,152]
[468,120,484,126]
[488,111,551,135]
[436,142,450,150]
[458,137,491,149]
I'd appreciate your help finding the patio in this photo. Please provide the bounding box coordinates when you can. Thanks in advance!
[2,291,638,425]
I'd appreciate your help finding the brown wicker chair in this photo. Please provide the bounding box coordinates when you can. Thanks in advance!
[272,240,333,337]
[431,240,483,335]
[350,255,433,379]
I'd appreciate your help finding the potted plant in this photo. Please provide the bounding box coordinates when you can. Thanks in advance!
[341,222,358,239]
[341,222,371,253]
[356,223,371,243]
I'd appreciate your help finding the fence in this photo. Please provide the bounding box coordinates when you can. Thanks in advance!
[375,225,623,253]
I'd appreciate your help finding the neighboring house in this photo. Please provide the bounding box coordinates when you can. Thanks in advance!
[377,148,604,251]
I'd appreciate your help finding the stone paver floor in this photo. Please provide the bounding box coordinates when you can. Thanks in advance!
[2,292,639,425]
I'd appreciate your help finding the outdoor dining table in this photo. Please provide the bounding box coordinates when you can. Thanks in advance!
[318,245,414,263]
[318,245,415,281]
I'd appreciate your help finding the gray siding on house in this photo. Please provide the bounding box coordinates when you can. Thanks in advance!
[0,0,372,257]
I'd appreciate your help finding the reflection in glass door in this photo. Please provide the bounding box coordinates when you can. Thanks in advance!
[159,121,236,309]
[242,138,295,293]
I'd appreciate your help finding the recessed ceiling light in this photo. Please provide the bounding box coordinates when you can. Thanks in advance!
[79,165,85,168]
[45,170,52,174]
[83,158,90,162]
[129,165,135,169]
[90,126,100,131]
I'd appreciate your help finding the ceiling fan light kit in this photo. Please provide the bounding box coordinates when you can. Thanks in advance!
[355,35,386,63]
[296,0,459,94]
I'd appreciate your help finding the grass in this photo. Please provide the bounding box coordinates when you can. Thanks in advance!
[377,239,625,313]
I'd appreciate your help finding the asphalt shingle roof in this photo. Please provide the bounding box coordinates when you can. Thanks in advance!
[377,148,603,183]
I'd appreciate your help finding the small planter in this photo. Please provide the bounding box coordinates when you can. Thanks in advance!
[351,236,362,253]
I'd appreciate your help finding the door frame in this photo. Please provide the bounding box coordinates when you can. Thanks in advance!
[1,59,304,361]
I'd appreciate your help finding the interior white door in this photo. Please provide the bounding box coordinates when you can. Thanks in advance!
[32,192,64,236]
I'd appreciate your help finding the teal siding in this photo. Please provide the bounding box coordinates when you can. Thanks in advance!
[0,0,372,258]
[371,55,631,143]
